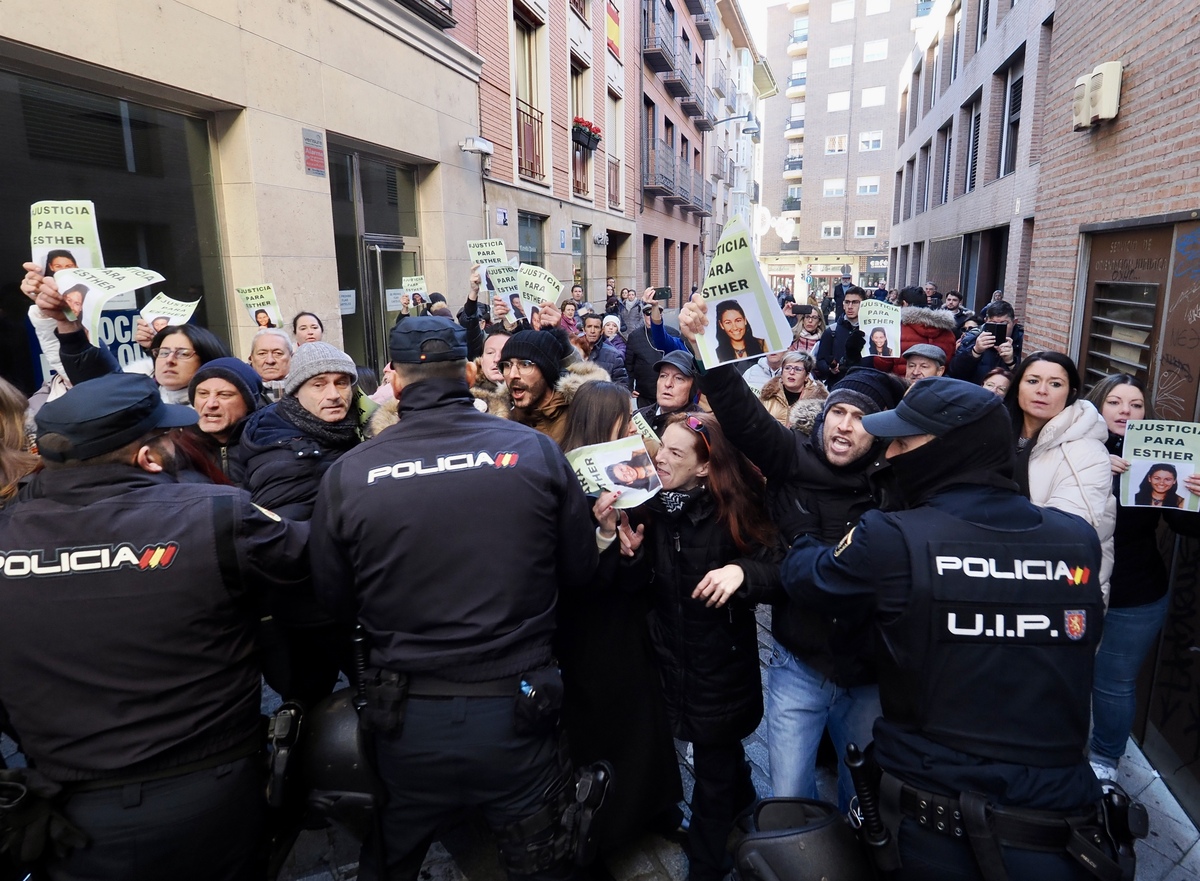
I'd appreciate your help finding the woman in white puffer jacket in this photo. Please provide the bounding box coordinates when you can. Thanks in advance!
[1005,351,1116,605]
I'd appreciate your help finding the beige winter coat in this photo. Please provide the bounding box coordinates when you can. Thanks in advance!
[1026,399,1116,605]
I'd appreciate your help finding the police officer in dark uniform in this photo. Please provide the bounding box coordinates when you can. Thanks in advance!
[781,379,1120,880]
[311,316,598,881]
[0,373,309,880]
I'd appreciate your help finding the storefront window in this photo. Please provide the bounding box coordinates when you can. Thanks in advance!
[0,70,223,391]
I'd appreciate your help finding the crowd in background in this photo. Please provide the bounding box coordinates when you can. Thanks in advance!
[0,261,1180,880]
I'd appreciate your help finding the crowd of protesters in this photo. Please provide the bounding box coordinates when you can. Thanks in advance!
[0,263,1169,881]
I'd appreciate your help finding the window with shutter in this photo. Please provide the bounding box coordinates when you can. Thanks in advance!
[965,103,980,193]
[1001,71,1023,176]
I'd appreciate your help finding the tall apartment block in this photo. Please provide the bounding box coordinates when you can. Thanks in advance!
[459,0,642,303]
[887,0,1053,315]
[640,0,773,304]
[759,0,916,300]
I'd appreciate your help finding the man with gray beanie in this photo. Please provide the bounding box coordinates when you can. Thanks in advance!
[312,316,597,881]
[234,340,364,703]
[680,295,905,813]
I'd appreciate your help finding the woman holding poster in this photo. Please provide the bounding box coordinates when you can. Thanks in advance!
[714,301,767,361]
[1004,352,1115,603]
[1084,375,1200,781]
[616,412,781,881]
[557,382,684,853]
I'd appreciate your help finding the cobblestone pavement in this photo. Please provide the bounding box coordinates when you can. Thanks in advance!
[3,605,1197,880]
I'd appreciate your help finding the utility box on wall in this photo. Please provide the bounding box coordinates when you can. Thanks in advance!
[1074,61,1123,130]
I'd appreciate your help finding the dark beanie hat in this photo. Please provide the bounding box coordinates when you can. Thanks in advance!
[188,356,265,413]
[824,367,906,418]
[501,330,564,387]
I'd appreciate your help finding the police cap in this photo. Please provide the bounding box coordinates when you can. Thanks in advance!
[36,373,197,462]
[389,316,468,364]
[861,377,1001,438]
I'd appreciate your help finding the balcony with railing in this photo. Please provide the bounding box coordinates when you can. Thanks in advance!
[691,171,713,216]
[643,5,677,72]
[572,143,590,198]
[668,160,692,207]
[787,31,809,56]
[781,195,802,213]
[680,74,704,116]
[694,87,716,131]
[712,147,727,183]
[724,160,736,188]
[642,139,677,196]
[785,73,806,98]
[783,156,804,179]
[568,0,586,17]
[711,59,728,97]
[694,0,717,40]
[662,55,692,99]
[608,157,621,209]
[750,180,760,204]
[516,98,544,180]
[784,117,806,139]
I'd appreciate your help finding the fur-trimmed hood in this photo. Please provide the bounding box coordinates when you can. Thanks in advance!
[901,306,958,333]
[555,358,611,402]
[787,398,826,436]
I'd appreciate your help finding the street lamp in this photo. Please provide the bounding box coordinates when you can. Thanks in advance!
[712,113,760,143]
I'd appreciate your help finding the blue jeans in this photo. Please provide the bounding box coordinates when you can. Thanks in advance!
[765,644,881,812]
[1090,595,1170,766]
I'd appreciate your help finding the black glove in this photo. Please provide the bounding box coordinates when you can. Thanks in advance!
[846,327,867,358]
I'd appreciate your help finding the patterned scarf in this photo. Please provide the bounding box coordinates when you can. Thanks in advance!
[277,393,360,450]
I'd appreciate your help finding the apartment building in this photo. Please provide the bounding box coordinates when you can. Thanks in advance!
[458,0,641,304]
[0,0,490,382]
[706,1,777,251]
[759,0,913,301]
[888,0,1052,315]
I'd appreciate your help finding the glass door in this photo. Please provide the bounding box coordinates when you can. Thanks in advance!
[362,241,419,371]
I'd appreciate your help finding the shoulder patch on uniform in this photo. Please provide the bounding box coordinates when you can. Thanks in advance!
[834,527,855,557]
[253,503,282,522]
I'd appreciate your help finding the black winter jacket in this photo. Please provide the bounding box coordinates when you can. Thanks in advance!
[624,324,667,400]
[698,363,888,687]
[234,404,358,520]
[0,465,308,781]
[311,379,597,681]
[624,490,772,744]
[813,320,866,387]
[585,337,629,387]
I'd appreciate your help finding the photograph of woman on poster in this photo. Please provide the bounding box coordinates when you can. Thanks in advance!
[1133,463,1188,508]
[606,448,657,491]
[868,326,892,356]
[714,300,767,361]
[44,249,77,277]
[254,309,276,328]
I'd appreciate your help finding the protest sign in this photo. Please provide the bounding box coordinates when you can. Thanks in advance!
[55,267,166,346]
[140,293,199,331]
[1120,421,1200,511]
[518,264,564,322]
[403,276,427,295]
[693,216,792,369]
[485,264,520,301]
[30,200,104,276]
[467,239,508,265]
[632,411,660,446]
[565,435,662,509]
[237,284,284,328]
[859,300,902,358]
